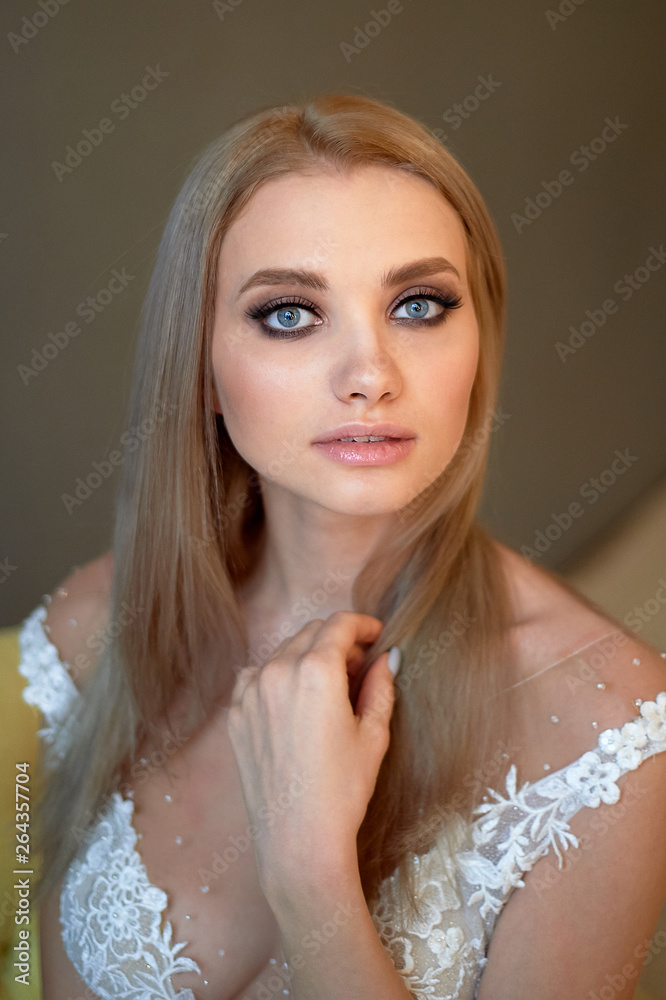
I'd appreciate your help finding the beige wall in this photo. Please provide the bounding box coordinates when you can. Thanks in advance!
[1,0,665,624]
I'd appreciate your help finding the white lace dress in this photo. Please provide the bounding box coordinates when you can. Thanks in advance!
[18,603,666,1000]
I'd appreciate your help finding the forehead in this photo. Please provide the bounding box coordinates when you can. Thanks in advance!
[217,164,469,285]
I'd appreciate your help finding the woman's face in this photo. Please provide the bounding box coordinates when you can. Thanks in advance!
[211,164,480,517]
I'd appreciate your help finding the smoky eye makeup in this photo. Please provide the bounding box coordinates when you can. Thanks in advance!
[243,284,464,339]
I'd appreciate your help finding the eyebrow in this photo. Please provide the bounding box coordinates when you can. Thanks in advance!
[236,255,461,298]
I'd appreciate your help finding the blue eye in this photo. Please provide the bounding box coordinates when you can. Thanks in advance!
[245,296,321,339]
[245,287,463,339]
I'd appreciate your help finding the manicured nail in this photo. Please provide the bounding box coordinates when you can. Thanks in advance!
[387,646,402,678]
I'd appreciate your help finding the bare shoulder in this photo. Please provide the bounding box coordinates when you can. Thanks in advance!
[42,549,114,691]
[492,539,662,679]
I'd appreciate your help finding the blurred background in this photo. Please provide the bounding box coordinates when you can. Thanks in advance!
[0,0,665,992]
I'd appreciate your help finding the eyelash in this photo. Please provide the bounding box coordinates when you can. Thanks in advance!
[244,286,463,340]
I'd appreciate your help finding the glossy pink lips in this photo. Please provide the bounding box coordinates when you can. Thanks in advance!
[313,437,415,465]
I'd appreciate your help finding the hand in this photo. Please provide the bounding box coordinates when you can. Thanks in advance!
[225,611,397,895]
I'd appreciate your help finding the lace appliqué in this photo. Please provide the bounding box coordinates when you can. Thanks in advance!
[18,604,81,767]
[60,793,201,999]
[458,693,666,923]
[18,604,202,1000]
[369,815,487,1000]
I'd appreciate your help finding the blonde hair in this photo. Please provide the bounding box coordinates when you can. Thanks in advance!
[36,92,554,920]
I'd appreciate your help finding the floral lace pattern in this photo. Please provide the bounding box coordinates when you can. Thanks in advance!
[18,605,201,999]
[61,793,201,999]
[369,689,666,999]
[17,603,666,1000]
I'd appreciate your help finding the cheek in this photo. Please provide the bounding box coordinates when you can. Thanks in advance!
[213,349,297,446]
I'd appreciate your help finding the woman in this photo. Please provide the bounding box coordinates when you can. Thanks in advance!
[14,93,666,999]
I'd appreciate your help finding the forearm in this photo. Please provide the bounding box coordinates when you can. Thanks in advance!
[265,866,413,1000]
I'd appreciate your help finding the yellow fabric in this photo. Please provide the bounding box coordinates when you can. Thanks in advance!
[0,625,42,1000]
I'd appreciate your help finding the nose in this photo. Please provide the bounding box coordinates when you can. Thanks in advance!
[330,320,402,404]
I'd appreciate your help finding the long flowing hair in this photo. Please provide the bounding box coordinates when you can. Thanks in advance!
[34,92,594,921]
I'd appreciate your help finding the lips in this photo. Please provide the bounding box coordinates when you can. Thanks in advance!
[313,423,416,444]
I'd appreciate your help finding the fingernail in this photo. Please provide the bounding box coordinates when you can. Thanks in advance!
[387,646,402,678]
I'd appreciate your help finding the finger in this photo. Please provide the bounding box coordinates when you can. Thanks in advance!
[304,612,385,669]
[355,650,396,732]
[230,664,261,708]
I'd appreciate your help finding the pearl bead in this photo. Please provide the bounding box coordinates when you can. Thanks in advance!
[543,763,551,771]
[165,794,172,802]
[200,885,210,893]
[596,682,606,690]
[633,658,641,666]
[550,715,559,723]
